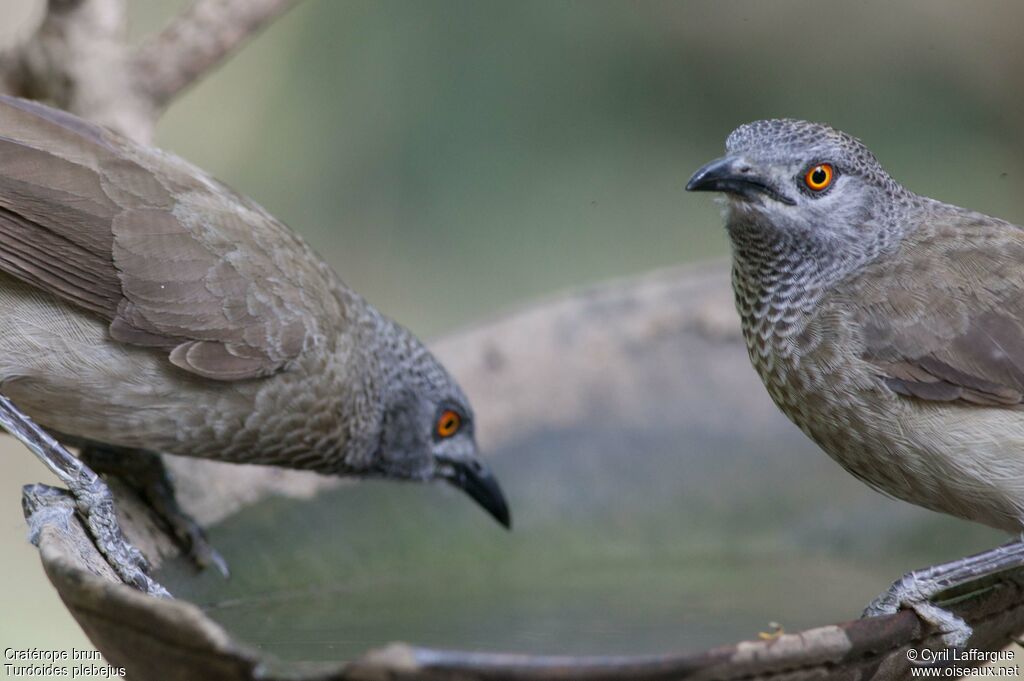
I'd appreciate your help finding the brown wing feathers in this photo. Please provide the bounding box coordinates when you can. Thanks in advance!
[0,139,123,319]
[859,226,1024,408]
[0,95,323,381]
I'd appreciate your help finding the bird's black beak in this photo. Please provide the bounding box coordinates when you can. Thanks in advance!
[686,155,795,205]
[443,460,512,529]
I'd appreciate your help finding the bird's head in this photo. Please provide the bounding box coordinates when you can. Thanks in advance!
[369,326,511,529]
[687,119,908,261]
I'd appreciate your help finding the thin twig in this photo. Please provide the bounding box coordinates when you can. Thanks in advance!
[133,0,300,109]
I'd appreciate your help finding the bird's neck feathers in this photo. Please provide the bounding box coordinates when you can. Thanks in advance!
[239,301,404,476]
[722,208,850,388]
[336,309,438,467]
[724,196,908,321]
[727,208,848,318]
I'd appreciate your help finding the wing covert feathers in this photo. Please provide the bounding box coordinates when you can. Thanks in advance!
[0,95,341,381]
[853,215,1024,408]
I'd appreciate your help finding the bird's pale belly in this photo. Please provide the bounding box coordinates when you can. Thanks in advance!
[751,343,1024,533]
[0,275,260,459]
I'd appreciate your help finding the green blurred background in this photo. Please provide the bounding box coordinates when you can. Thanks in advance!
[4,0,1024,672]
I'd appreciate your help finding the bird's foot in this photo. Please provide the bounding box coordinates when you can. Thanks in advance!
[863,571,971,648]
[162,507,229,577]
[863,539,1024,648]
[80,446,229,577]
[0,394,169,597]
[24,481,170,598]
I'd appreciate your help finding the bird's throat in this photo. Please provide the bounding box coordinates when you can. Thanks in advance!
[726,213,842,377]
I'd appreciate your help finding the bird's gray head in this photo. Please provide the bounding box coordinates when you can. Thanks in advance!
[371,325,511,529]
[687,119,909,273]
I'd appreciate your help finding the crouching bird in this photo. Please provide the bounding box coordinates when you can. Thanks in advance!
[688,119,1024,647]
[0,95,510,596]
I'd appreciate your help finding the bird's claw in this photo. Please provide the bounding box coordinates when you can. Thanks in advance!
[168,511,230,578]
[76,482,171,597]
[24,480,171,598]
[863,571,971,648]
[79,446,230,578]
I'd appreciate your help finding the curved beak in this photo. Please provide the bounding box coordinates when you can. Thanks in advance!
[443,460,512,529]
[686,155,795,205]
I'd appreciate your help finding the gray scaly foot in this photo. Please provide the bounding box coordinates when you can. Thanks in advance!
[863,539,1024,647]
[81,446,229,577]
[0,395,170,597]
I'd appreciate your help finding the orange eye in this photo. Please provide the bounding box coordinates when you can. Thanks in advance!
[804,163,834,191]
[436,410,461,438]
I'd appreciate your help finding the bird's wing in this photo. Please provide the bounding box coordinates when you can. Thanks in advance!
[0,95,344,381]
[852,213,1024,406]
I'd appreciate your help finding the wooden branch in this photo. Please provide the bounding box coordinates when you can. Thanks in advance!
[0,0,300,142]
[132,0,300,109]
[0,0,157,141]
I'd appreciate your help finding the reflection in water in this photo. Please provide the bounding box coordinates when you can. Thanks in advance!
[159,424,1001,663]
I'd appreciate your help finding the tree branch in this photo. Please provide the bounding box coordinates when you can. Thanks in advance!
[0,0,300,143]
[132,0,300,110]
[0,0,156,141]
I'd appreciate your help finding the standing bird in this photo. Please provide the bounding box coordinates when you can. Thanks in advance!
[0,95,510,596]
[687,119,1024,646]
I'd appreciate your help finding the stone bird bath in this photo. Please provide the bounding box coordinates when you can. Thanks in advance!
[23,263,1024,680]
